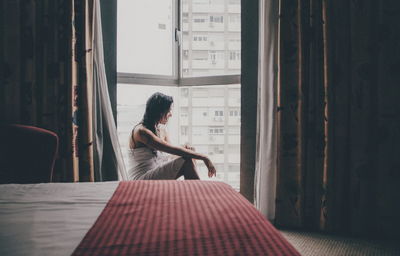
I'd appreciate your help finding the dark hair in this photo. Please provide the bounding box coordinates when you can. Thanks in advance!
[141,92,173,135]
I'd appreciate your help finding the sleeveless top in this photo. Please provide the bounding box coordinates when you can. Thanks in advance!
[127,125,178,180]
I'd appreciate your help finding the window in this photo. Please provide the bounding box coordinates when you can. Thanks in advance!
[117,0,241,190]
[210,15,224,23]
[229,51,240,61]
[229,109,240,116]
[117,0,174,76]
[193,17,206,23]
[193,35,208,41]
[215,110,224,116]
[209,127,224,134]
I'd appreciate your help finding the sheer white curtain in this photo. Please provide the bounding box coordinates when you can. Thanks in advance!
[254,0,279,221]
[92,0,128,180]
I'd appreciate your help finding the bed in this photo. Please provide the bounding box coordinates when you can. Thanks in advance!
[0,181,300,256]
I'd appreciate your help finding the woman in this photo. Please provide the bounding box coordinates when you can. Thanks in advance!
[127,92,217,180]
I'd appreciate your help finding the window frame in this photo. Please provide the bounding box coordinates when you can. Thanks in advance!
[116,0,241,87]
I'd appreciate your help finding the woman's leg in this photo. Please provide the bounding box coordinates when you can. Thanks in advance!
[176,158,200,180]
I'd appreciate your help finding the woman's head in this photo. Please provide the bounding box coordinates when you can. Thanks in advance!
[141,92,173,134]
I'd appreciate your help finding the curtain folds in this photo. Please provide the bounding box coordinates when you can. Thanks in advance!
[70,0,95,182]
[92,0,128,181]
[254,0,279,221]
[1,0,124,182]
[276,0,327,230]
[276,0,399,237]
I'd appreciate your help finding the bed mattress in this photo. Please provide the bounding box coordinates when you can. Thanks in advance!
[0,181,299,256]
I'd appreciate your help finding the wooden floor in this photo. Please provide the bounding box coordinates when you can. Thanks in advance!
[280,229,400,256]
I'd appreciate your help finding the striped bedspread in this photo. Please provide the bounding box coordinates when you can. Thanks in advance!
[73,181,300,256]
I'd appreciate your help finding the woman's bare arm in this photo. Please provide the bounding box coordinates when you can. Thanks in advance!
[137,127,207,160]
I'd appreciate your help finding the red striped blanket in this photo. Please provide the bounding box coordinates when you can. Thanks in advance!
[73,181,300,256]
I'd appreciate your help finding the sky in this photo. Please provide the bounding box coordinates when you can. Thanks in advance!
[117,0,173,75]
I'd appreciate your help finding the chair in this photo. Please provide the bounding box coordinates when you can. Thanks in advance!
[0,124,58,184]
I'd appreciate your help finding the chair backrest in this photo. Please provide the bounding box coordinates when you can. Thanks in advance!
[0,124,58,184]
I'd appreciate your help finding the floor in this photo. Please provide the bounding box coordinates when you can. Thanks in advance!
[280,229,400,256]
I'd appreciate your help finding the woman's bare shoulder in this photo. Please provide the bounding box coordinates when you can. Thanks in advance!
[136,125,155,140]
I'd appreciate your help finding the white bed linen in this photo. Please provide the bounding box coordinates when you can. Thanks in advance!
[0,182,119,256]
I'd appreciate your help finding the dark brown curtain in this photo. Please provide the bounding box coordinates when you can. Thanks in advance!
[276,0,400,238]
[0,0,95,182]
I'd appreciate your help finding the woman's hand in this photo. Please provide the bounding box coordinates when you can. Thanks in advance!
[183,143,195,151]
[204,157,217,178]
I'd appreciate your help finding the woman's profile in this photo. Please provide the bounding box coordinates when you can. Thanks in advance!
[127,92,217,180]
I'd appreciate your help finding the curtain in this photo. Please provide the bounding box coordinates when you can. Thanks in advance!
[277,0,400,237]
[254,0,279,221]
[276,0,327,230]
[92,0,128,181]
[1,0,96,182]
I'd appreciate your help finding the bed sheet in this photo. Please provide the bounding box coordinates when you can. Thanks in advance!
[0,182,118,256]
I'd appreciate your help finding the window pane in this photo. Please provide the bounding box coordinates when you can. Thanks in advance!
[117,84,179,165]
[118,83,241,191]
[181,0,241,77]
[117,0,174,75]
[178,84,241,191]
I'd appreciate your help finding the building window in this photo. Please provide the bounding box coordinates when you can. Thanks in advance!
[229,109,239,116]
[210,15,224,23]
[193,35,208,41]
[229,51,240,60]
[215,110,224,116]
[209,127,224,134]
[193,18,206,23]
